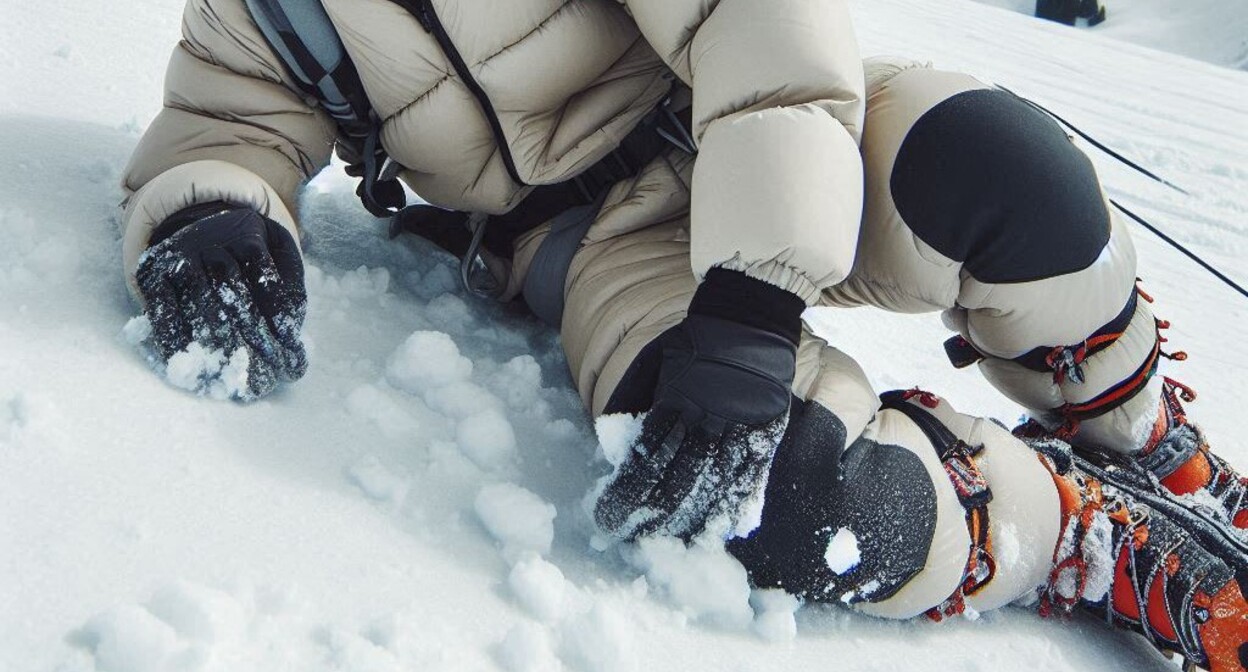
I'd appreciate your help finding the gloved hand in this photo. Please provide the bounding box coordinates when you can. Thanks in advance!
[594,269,803,541]
[135,202,308,400]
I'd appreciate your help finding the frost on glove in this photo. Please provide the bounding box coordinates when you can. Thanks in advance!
[135,203,308,401]
[594,269,803,541]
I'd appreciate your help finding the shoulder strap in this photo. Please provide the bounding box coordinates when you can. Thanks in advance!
[242,0,405,217]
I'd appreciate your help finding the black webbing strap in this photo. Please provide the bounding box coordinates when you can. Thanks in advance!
[943,290,1139,376]
[879,392,996,619]
[468,98,693,260]
[244,0,405,217]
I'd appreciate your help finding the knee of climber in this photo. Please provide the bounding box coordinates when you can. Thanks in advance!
[730,390,1062,621]
[890,87,1112,287]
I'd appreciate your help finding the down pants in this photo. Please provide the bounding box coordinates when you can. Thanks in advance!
[509,58,1164,616]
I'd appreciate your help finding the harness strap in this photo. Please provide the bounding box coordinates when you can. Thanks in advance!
[879,392,997,621]
[944,290,1138,379]
[399,95,695,298]
[244,0,405,217]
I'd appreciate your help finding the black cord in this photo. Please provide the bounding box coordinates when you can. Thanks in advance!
[1111,200,1248,300]
[997,85,1189,196]
[998,85,1246,301]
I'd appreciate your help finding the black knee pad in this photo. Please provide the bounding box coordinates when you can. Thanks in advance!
[890,88,1111,284]
[728,400,937,602]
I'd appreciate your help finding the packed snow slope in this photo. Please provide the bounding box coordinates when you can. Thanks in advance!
[972,0,1248,71]
[2,1,1247,671]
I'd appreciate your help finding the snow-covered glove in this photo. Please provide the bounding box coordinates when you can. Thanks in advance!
[135,202,308,400]
[594,269,803,541]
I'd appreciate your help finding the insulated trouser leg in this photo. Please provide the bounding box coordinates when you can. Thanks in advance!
[731,344,1064,619]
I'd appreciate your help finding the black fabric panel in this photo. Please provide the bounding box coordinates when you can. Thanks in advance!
[727,401,937,603]
[890,88,1111,284]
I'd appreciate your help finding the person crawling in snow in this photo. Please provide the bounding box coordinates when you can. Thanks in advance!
[120,0,1247,667]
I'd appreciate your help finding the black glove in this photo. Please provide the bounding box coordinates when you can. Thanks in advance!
[594,269,804,541]
[135,202,308,400]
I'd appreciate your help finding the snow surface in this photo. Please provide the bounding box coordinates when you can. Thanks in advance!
[972,0,1248,70]
[1,0,1247,670]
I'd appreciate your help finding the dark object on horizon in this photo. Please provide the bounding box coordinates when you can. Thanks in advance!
[1035,0,1106,26]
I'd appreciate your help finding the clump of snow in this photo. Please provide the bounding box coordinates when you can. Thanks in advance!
[559,601,636,672]
[346,454,409,504]
[70,605,185,672]
[346,384,421,439]
[594,414,644,468]
[499,622,562,672]
[488,356,545,411]
[424,381,500,419]
[750,589,800,642]
[424,293,476,334]
[121,315,152,346]
[385,331,473,392]
[163,342,251,401]
[632,536,754,629]
[509,555,576,622]
[145,581,247,646]
[824,527,861,575]
[457,408,518,470]
[475,483,558,561]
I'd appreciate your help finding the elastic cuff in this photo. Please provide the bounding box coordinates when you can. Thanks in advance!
[689,268,805,345]
[149,201,250,247]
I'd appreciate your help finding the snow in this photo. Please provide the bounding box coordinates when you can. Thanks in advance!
[594,414,644,468]
[824,527,863,576]
[972,0,1248,71]
[475,484,559,560]
[631,535,755,628]
[1,0,1246,670]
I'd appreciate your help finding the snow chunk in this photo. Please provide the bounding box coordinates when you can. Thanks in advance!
[425,381,501,419]
[824,527,861,575]
[425,293,476,333]
[347,455,409,504]
[163,342,251,401]
[489,356,544,411]
[634,536,753,628]
[121,315,152,346]
[146,581,246,645]
[346,385,421,439]
[594,414,644,468]
[475,483,557,561]
[509,555,574,622]
[499,622,562,672]
[560,601,635,672]
[385,331,473,393]
[457,408,518,470]
[750,589,800,642]
[70,605,183,672]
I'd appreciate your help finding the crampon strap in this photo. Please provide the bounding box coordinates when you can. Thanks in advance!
[880,391,997,621]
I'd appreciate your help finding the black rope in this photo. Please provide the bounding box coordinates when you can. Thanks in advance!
[1110,199,1248,300]
[997,85,1189,195]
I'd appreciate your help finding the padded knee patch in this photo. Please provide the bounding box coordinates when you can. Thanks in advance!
[728,401,938,603]
[891,89,1110,284]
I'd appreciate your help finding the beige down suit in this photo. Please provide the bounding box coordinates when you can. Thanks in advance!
[122,0,1166,620]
